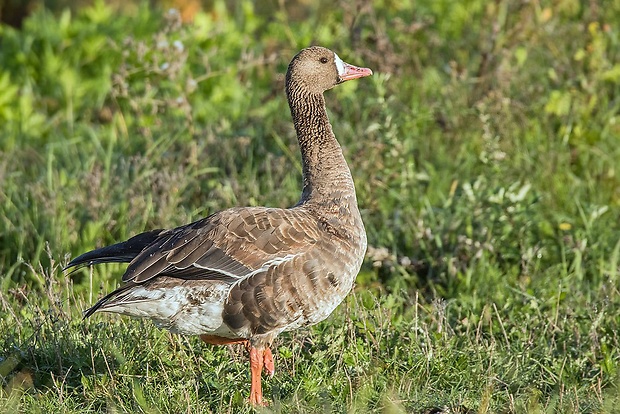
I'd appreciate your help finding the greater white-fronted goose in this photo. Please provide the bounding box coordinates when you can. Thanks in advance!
[65,46,372,405]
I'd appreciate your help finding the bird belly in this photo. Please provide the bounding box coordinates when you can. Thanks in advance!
[284,235,367,331]
[309,234,366,325]
[100,283,236,337]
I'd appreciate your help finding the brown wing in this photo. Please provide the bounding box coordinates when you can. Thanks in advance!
[121,207,320,284]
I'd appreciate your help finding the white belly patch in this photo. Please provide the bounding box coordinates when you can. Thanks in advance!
[102,283,234,337]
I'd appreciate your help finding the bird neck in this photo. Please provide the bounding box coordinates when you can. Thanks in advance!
[286,86,357,208]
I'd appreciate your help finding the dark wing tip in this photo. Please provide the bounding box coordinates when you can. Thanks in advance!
[65,229,166,272]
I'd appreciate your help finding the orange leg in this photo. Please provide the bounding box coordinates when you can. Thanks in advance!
[249,347,265,406]
[262,347,275,378]
[199,335,274,405]
[199,334,248,345]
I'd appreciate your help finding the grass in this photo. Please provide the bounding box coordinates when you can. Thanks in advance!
[1,0,619,412]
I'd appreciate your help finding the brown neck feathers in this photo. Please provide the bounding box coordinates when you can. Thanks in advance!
[286,79,356,206]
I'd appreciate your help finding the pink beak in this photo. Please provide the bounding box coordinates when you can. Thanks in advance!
[340,62,373,81]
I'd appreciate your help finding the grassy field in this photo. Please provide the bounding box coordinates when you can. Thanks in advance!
[1,0,619,412]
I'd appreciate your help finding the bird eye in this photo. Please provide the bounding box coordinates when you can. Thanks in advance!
[320,57,329,64]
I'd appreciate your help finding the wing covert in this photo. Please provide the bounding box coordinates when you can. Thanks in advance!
[122,207,319,284]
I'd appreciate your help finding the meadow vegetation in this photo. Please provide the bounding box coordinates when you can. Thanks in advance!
[1,0,619,412]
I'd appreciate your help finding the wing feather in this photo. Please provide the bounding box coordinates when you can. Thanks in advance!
[119,207,318,285]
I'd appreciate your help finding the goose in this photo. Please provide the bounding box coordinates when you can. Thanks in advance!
[65,46,372,405]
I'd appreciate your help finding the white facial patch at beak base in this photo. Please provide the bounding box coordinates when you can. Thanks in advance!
[334,53,345,76]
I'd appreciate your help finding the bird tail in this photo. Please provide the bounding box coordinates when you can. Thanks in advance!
[64,229,165,319]
[82,283,136,319]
